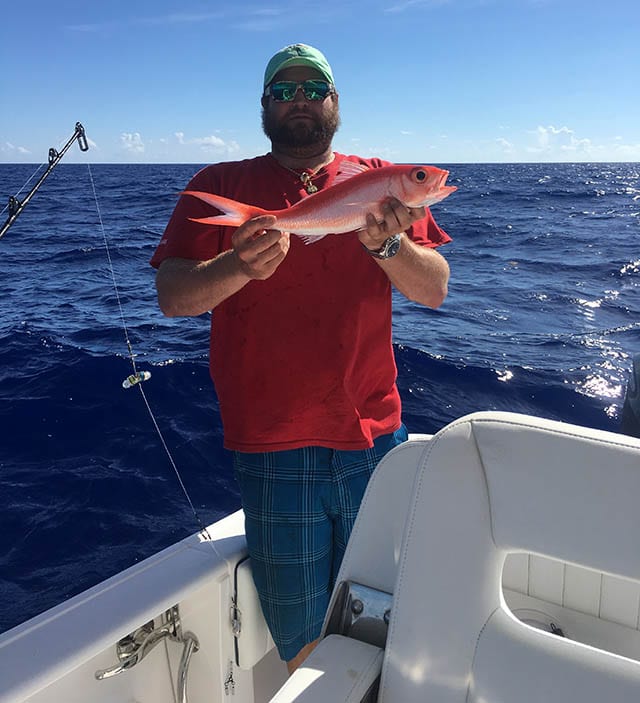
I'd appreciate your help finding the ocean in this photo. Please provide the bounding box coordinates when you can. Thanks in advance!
[0,161,638,635]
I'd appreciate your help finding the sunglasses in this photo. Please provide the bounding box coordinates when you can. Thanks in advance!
[265,79,334,102]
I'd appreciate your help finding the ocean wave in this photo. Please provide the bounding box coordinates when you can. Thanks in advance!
[395,344,623,433]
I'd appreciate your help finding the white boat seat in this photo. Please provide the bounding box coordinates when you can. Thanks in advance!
[380,411,640,702]
[268,434,431,703]
[269,635,383,703]
[271,411,640,702]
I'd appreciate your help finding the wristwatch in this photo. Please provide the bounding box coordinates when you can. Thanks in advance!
[364,233,403,260]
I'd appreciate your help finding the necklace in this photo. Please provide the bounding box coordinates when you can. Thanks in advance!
[279,164,321,194]
[275,154,335,194]
[298,171,319,194]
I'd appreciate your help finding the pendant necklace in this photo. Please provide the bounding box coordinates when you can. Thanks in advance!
[279,165,320,194]
[277,154,335,195]
[298,171,319,194]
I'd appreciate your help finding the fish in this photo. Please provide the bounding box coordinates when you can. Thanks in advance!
[182,161,456,244]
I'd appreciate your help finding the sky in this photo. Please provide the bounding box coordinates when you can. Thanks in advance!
[1,0,638,164]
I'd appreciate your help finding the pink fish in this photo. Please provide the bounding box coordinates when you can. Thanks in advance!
[182,162,456,244]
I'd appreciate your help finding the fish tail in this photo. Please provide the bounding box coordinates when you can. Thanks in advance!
[182,190,268,226]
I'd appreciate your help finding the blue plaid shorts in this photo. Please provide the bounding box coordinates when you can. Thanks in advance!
[233,425,408,661]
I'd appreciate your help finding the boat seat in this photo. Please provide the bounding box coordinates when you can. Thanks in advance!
[268,433,431,703]
[271,411,640,702]
[380,411,640,702]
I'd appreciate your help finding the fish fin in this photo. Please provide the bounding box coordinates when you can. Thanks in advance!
[189,215,240,225]
[295,233,330,245]
[182,190,267,227]
[332,161,371,186]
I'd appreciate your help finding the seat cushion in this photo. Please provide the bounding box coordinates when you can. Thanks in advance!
[270,635,383,703]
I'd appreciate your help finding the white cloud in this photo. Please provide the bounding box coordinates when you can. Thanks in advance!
[496,124,640,161]
[67,8,284,33]
[2,141,31,154]
[609,141,640,159]
[385,0,450,12]
[174,131,240,155]
[67,11,225,32]
[120,132,145,153]
[142,12,225,25]
[528,125,591,154]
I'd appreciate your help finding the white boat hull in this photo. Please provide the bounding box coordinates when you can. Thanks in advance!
[3,416,640,702]
[0,509,287,703]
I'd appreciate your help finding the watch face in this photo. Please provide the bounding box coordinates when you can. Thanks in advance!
[365,234,402,259]
[385,237,401,257]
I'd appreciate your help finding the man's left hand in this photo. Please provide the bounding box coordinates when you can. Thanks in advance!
[358,198,426,252]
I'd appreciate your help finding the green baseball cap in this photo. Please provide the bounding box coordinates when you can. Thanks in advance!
[263,44,335,89]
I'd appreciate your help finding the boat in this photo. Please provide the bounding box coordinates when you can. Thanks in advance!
[3,129,640,702]
[2,406,640,702]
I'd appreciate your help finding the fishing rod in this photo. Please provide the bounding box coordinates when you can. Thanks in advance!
[0,121,89,240]
[4,128,204,530]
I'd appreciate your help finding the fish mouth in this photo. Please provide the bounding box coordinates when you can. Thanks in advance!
[414,169,457,207]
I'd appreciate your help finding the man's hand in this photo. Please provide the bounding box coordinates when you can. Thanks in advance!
[232,215,290,280]
[358,198,426,252]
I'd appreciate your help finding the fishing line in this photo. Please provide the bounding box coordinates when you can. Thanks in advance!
[85,163,215,544]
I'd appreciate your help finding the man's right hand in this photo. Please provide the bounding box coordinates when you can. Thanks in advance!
[232,215,290,280]
[156,216,291,318]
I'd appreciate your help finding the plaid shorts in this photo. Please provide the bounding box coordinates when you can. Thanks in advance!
[233,425,408,661]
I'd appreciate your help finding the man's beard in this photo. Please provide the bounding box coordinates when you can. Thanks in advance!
[262,102,341,154]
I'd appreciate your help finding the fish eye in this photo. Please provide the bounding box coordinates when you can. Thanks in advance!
[414,169,426,182]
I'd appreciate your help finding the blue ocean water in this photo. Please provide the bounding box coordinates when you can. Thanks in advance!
[0,161,638,635]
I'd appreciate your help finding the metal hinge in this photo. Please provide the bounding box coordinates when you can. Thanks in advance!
[230,597,242,637]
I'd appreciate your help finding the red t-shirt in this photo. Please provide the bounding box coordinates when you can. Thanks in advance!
[151,153,451,452]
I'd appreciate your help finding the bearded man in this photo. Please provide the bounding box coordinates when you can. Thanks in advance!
[151,44,451,673]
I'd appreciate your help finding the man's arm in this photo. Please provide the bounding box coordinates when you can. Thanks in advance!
[358,198,450,308]
[155,215,289,317]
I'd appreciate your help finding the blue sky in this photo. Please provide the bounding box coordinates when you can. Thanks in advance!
[1,0,638,164]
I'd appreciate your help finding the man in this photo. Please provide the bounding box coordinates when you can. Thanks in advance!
[151,43,451,672]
